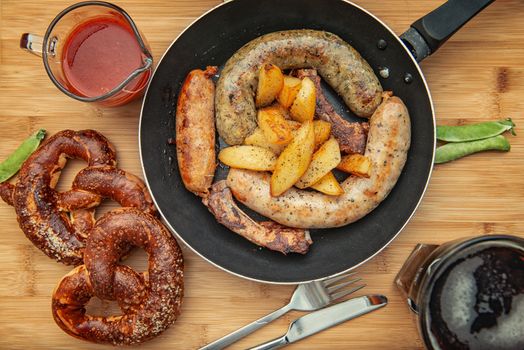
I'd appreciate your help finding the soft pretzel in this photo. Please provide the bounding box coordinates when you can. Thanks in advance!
[52,208,184,345]
[1,130,116,265]
[55,165,157,217]
[58,165,157,241]
[0,130,155,265]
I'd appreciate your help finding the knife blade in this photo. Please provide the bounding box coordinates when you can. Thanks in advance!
[249,295,388,350]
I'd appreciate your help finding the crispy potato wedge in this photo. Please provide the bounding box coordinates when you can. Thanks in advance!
[269,102,292,120]
[244,127,286,155]
[255,64,284,107]
[313,120,332,149]
[337,154,372,178]
[295,137,341,189]
[310,172,344,196]
[271,121,315,196]
[290,77,316,122]
[286,120,302,130]
[219,145,277,171]
[258,107,293,145]
[277,76,302,108]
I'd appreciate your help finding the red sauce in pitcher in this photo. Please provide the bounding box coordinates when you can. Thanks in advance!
[61,15,150,105]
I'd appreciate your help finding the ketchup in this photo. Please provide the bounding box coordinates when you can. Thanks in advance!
[61,15,150,104]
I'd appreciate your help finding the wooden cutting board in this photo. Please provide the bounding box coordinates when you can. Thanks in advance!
[0,0,523,349]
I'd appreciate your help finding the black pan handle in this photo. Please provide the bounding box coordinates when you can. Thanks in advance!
[400,0,495,62]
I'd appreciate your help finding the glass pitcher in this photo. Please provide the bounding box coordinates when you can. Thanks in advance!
[20,1,153,107]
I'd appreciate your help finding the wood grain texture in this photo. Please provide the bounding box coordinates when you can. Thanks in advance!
[0,0,523,349]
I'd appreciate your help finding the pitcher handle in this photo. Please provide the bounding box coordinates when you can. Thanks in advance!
[20,33,44,57]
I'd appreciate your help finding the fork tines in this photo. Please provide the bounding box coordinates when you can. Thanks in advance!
[322,272,366,301]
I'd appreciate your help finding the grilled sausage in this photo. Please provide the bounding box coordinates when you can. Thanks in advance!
[226,93,410,229]
[295,69,369,154]
[215,30,383,145]
[203,181,312,254]
[176,66,218,197]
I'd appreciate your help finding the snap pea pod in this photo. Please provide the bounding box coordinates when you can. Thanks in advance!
[437,118,515,142]
[435,135,510,164]
[0,129,46,182]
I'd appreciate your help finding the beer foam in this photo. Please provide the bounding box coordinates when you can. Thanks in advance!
[429,246,524,350]
[439,256,483,346]
[473,294,524,349]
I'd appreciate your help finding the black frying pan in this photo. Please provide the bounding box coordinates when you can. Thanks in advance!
[139,0,493,283]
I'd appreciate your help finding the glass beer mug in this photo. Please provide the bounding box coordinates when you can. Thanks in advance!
[395,234,524,350]
[20,1,153,107]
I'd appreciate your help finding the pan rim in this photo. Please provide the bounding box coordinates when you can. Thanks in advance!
[138,0,436,285]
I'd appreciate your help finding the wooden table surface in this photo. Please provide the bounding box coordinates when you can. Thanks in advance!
[1,0,523,349]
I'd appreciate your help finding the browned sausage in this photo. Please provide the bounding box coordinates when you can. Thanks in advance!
[295,69,369,154]
[203,181,312,254]
[176,66,218,197]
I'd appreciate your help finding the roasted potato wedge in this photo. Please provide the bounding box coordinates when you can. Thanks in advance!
[313,120,332,149]
[271,121,315,196]
[219,145,277,171]
[258,107,293,145]
[244,127,286,155]
[277,76,302,108]
[295,137,341,189]
[269,102,292,120]
[255,64,284,107]
[290,77,316,122]
[310,172,344,196]
[286,120,302,130]
[337,154,372,178]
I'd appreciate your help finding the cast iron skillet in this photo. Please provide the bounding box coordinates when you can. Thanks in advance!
[139,0,493,283]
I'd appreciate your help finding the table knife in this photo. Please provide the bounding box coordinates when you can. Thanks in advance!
[249,294,387,350]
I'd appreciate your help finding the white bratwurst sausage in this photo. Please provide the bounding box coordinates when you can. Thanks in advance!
[226,93,410,229]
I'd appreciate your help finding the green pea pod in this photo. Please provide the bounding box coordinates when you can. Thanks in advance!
[0,129,46,182]
[435,135,510,164]
[436,118,516,142]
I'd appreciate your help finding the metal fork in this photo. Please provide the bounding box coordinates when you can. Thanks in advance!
[200,272,365,350]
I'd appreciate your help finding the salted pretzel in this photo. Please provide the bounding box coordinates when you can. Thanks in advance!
[0,130,155,265]
[60,165,157,216]
[52,208,184,345]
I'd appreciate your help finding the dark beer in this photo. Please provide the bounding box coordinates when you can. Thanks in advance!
[422,240,524,350]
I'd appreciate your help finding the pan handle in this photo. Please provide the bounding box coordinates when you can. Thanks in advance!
[400,0,494,62]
